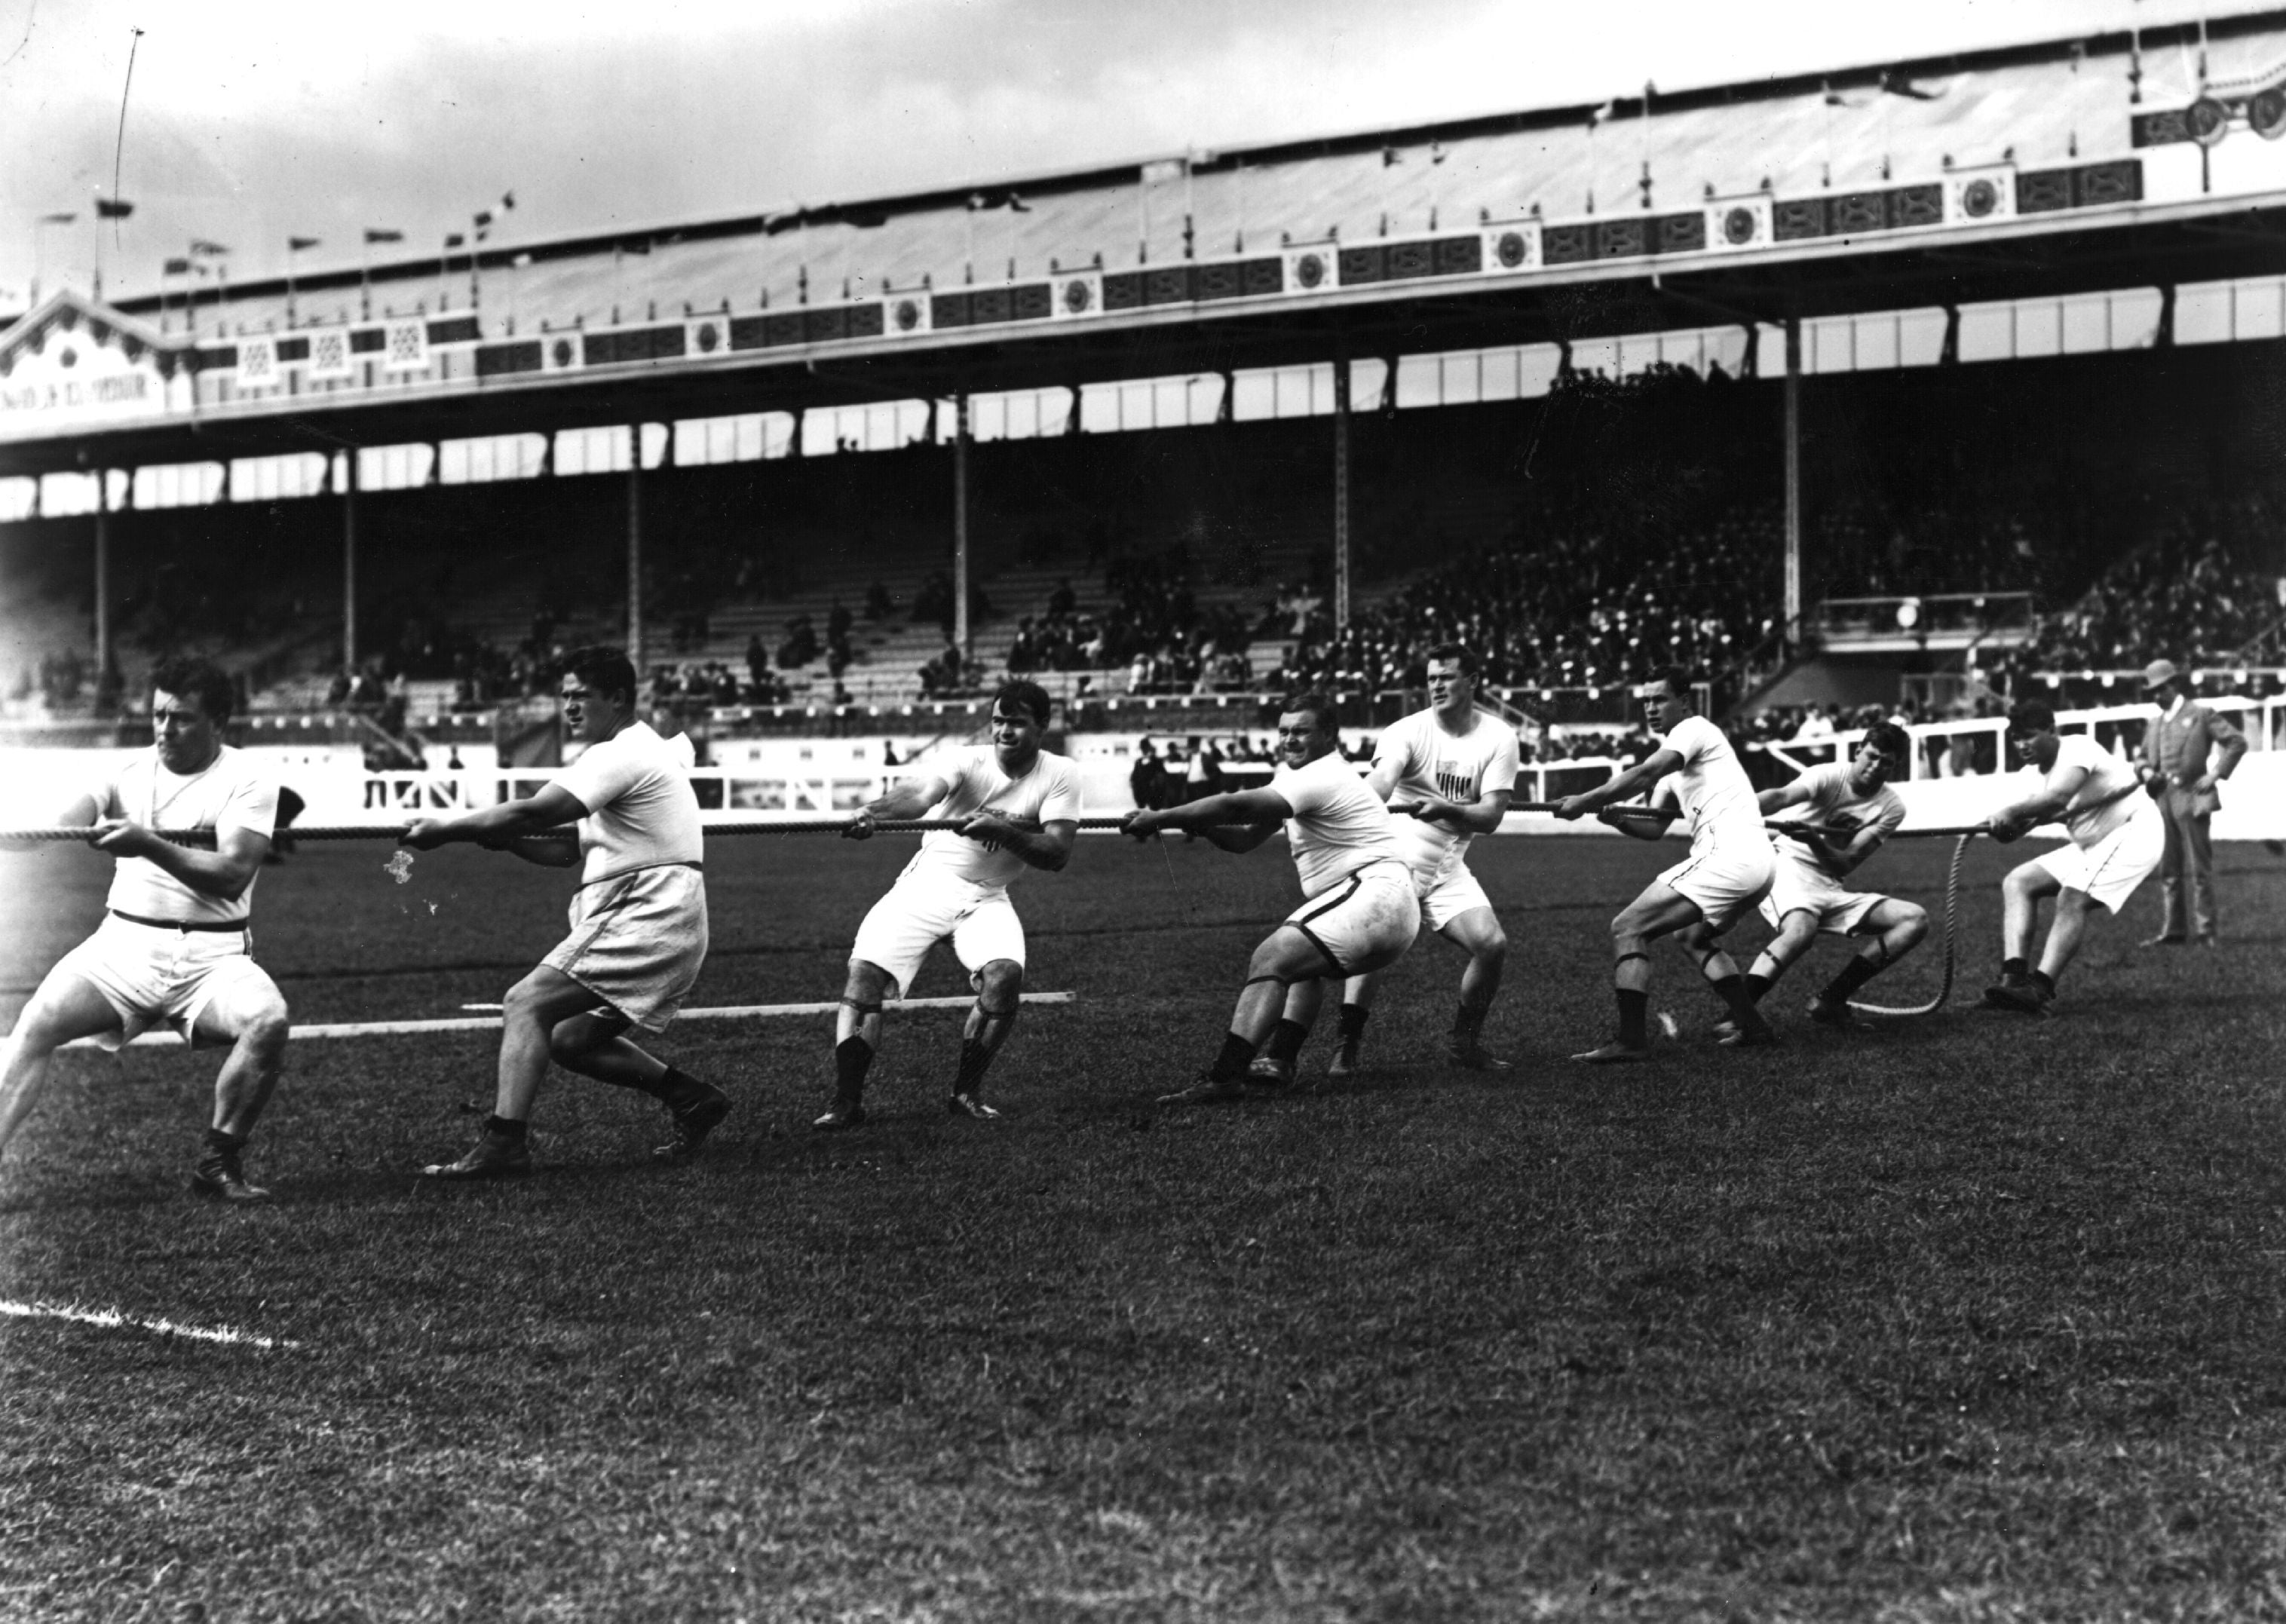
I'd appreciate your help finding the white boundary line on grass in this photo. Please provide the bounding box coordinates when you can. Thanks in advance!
[0,1298,296,1349]
[57,991,1076,1047]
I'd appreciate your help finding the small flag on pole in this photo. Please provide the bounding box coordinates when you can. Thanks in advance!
[289,236,320,251]
[444,233,465,250]
[364,228,404,244]
[163,256,192,274]
[94,198,135,219]
[500,191,516,211]
[191,239,229,256]
[40,211,78,225]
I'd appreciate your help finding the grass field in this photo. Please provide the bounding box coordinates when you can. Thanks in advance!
[2,828,2284,1622]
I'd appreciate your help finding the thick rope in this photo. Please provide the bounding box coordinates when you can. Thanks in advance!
[1846,832,1973,1018]
[3,810,1999,846]
[0,817,1154,846]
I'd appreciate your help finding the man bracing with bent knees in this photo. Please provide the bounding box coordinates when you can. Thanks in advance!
[1555,666,1776,1062]
[1981,700,2165,1018]
[820,679,1080,1129]
[1730,722,1927,1033]
[403,646,724,1177]
[0,656,289,1202]
[1123,693,1420,1106]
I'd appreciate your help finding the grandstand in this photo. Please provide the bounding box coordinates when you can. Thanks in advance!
[3,10,2285,768]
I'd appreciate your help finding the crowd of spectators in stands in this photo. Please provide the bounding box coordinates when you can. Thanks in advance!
[2006,495,2286,676]
[1001,547,1259,695]
[33,353,2284,733]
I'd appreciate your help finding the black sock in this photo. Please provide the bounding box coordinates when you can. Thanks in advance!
[1822,956,1882,1003]
[1337,1003,1369,1042]
[1263,1019,1308,1065]
[953,1036,994,1094]
[834,1036,875,1100]
[1452,1002,1488,1044]
[2030,969,2056,995]
[2003,957,2028,980]
[1616,988,1649,1049]
[486,1114,528,1141]
[658,1066,710,1109]
[202,1127,246,1157]
[1211,1031,1257,1082]
[1743,972,1774,1004]
[1710,974,1760,1023]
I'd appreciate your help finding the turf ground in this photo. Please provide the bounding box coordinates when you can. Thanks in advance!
[2,829,2284,1622]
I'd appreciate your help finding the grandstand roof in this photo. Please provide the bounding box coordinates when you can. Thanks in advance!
[8,8,2286,476]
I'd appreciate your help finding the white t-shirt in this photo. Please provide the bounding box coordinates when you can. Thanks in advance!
[553,722,703,884]
[91,745,278,925]
[1768,761,1906,878]
[1656,714,1764,853]
[2050,733,2144,847]
[1374,706,1521,879]
[1273,749,1403,899]
[906,746,1083,890]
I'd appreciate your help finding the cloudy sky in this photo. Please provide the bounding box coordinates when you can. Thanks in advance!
[0,0,2231,307]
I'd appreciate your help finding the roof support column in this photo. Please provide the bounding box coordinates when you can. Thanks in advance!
[1782,317,1803,652]
[93,475,112,687]
[1333,351,1351,636]
[954,393,971,661]
[627,429,644,674]
[342,449,359,672]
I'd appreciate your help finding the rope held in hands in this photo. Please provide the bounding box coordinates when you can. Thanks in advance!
[8,809,1989,1017]
[0,817,1152,846]
[1765,819,1989,1018]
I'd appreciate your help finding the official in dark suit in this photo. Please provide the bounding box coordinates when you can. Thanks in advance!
[2137,658,2247,947]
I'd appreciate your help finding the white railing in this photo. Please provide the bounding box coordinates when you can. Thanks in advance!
[311,691,2286,838]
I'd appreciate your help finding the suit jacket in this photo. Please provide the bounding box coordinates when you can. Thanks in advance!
[2140,698,2247,817]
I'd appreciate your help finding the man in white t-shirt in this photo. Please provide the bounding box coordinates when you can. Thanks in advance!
[1249,645,1518,1082]
[1980,699,2165,1017]
[1555,666,1777,1062]
[403,647,724,1177]
[0,657,290,1202]
[1733,722,1927,1030]
[1122,692,1420,1105]
[819,679,1081,1129]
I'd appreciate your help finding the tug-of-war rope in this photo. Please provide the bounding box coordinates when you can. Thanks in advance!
[4,806,1989,1018]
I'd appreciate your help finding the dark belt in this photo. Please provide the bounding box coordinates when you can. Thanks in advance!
[109,909,249,933]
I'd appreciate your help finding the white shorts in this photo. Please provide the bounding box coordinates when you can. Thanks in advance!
[1410,858,1494,934]
[544,863,708,1034]
[2031,797,2165,915]
[50,912,280,1050]
[1656,840,1776,935]
[851,871,1025,997]
[1283,859,1421,977]
[1757,843,1889,936]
